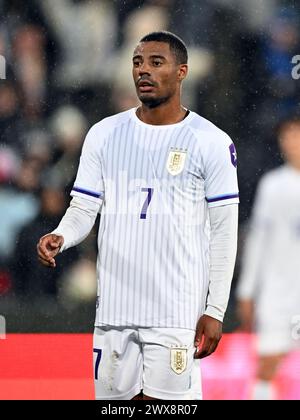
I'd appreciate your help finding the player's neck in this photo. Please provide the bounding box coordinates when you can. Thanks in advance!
[137,100,187,126]
[288,162,300,172]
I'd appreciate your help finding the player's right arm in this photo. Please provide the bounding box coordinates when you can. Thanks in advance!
[37,122,105,268]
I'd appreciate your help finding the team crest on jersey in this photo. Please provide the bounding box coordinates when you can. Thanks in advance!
[166,148,187,176]
[170,346,188,374]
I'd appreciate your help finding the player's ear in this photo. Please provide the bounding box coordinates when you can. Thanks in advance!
[178,64,188,81]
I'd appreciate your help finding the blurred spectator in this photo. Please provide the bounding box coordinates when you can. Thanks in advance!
[40,0,117,88]
[256,7,300,132]
[50,105,87,192]
[12,25,47,119]
[114,0,146,46]
[0,265,12,296]
[0,150,39,260]
[236,115,300,399]
[0,145,19,183]
[232,5,300,221]
[214,0,278,32]
[170,0,214,48]
[0,76,54,164]
[22,128,52,166]
[0,82,23,153]
[11,171,79,299]
[58,257,97,308]
[1,0,60,59]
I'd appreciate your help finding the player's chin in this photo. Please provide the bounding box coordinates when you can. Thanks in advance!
[139,95,168,109]
[138,92,156,102]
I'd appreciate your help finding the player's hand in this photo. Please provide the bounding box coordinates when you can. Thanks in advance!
[37,234,64,268]
[194,315,222,359]
[237,299,254,332]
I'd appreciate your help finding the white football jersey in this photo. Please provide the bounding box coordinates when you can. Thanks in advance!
[237,165,300,334]
[71,108,239,329]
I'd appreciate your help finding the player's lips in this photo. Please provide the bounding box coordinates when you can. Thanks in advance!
[137,80,155,92]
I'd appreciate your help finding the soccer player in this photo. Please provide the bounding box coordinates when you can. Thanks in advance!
[237,115,300,400]
[37,31,239,400]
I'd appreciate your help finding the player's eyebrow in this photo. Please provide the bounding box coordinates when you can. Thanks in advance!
[132,54,167,61]
[149,54,166,60]
[132,54,142,61]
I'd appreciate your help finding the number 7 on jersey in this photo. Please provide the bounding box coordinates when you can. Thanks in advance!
[140,187,153,219]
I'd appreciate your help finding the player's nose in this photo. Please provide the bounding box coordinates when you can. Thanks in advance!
[138,61,151,76]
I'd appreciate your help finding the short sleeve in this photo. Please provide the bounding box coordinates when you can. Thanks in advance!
[204,135,239,208]
[71,125,105,204]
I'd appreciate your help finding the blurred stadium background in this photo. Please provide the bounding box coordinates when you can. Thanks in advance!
[0,0,300,399]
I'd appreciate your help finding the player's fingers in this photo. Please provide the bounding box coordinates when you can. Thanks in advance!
[37,241,60,261]
[38,255,56,268]
[194,333,203,348]
[37,234,61,254]
[46,247,60,258]
[200,335,222,359]
[204,339,219,358]
[194,334,221,359]
[41,257,56,268]
[194,324,204,348]
[37,246,56,266]
[37,247,48,261]
[194,336,211,359]
[49,237,62,249]
[37,238,52,258]
[49,242,60,249]
[50,234,63,247]
[194,347,209,359]
[37,245,52,261]
[37,253,52,264]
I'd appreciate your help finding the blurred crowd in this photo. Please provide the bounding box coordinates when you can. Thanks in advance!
[0,0,299,318]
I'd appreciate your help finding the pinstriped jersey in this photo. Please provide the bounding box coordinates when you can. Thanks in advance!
[71,108,239,329]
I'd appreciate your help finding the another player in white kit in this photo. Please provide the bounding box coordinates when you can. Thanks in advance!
[37,32,239,400]
[237,116,300,400]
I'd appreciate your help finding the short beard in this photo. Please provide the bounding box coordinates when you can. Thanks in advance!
[139,95,171,109]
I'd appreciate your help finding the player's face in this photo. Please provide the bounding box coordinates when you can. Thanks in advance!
[279,123,300,168]
[132,41,187,108]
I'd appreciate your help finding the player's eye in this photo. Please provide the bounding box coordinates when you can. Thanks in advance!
[133,60,141,67]
[153,60,162,66]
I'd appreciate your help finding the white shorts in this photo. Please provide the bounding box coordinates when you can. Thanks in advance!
[258,331,300,356]
[257,313,300,355]
[93,326,202,400]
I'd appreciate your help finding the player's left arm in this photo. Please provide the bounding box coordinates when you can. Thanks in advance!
[194,204,238,359]
[194,131,239,359]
